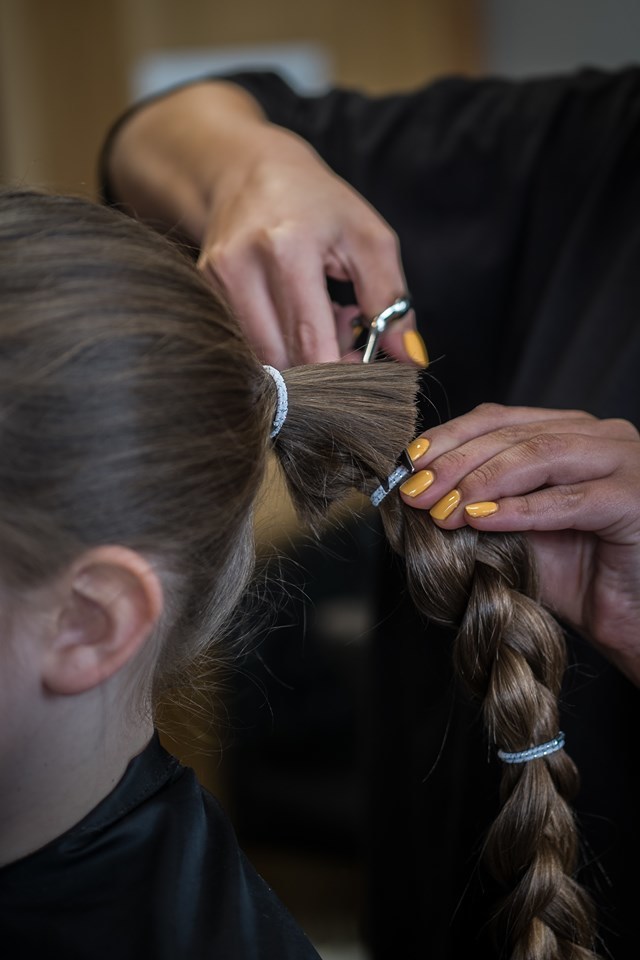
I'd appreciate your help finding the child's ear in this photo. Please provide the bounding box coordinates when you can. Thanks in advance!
[42,546,164,696]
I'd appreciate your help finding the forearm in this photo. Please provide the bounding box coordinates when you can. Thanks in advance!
[104,81,271,242]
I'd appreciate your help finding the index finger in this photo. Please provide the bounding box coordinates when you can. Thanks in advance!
[198,250,291,368]
[408,404,596,466]
[266,251,341,366]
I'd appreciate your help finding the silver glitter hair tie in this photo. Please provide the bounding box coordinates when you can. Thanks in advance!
[370,449,416,507]
[263,365,288,439]
[497,732,565,764]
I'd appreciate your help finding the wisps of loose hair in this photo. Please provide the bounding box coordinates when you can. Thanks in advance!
[0,188,598,959]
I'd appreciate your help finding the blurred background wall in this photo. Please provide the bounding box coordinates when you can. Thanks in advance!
[486,0,640,77]
[2,0,639,197]
[0,0,481,195]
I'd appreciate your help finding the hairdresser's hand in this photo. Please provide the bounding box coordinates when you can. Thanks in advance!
[105,82,423,369]
[196,126,423,369]
[400,404,640,685]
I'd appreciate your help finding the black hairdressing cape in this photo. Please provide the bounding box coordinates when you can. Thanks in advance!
[0,734,320,959]
[197,69,640,960]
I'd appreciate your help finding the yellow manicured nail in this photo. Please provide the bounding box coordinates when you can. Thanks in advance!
[465,501,498,518]
[403,330,429,368]
[406,436,431,462]
[400,469,435,497]
[430,489,461,520]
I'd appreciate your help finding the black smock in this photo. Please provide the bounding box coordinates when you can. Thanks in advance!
[100,69,640,959]
[0,734,320,959]
[201,70,640,960]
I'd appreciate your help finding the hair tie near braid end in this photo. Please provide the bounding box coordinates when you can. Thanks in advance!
[497,732,565,764]
[263,364,288,439]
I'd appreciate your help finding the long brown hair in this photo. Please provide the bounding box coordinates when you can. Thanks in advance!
[0,188,597,958]
[276,372,598,960]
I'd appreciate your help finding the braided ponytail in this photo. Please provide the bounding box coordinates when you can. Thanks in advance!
[266,362,599,959]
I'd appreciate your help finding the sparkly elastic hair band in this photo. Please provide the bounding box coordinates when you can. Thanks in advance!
[370,449,416,507]
[497,732,565,764]
[263,364,288,439]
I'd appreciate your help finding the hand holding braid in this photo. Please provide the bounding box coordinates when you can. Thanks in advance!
[265,364,598,960]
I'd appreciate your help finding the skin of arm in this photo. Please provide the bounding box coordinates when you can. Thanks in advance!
[400,403,640,686]
[106,81,421,369]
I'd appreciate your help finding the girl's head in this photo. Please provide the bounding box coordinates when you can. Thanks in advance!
[0,188,279,703]
[0,188,417,711]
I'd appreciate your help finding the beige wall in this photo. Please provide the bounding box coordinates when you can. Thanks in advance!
[0,1,127,194]
[0,0,483,195]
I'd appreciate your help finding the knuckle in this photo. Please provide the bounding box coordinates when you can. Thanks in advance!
[436,447,470,474]
[473,402,505,418]
[248,224,304,268]
[605,417,639,440]
[557,483,588,508]
[199,252,232,294]
[256,224,290,258]
[512,484,587,523]
[381,226,400,255]
[511,495,534,519]
[206,243,240,282]
[495,423,532,445]
[360,221,399,257]
[443,404,500,443]
[206,241,225,263]
[520,431,569,461]
[469,458,503,488]
[545,484,588,516]
[564,408,595,420]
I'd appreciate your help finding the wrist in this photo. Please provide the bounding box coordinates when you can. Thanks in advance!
[105,80,269,243]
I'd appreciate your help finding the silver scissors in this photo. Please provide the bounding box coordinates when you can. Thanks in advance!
[361,296,412,363]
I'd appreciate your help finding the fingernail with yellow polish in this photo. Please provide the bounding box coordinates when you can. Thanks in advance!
[430,489,461,520]
[406,436,431,462]
[465,501,499,519]
[400,469,435,497]
[403,330,429,368]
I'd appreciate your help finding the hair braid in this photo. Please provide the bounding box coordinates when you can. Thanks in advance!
[425,528,596,959]
[272,362,599,960]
